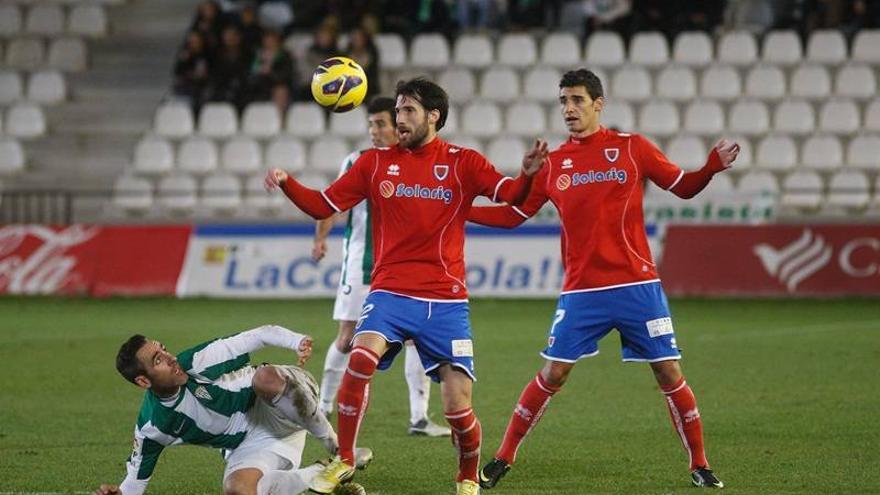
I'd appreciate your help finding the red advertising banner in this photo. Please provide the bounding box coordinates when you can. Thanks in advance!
[662,225,880,296]
[0,225,190,296]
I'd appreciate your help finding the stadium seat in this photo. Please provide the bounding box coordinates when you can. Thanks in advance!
[48,37,87,72]
[442,105,458,134]
[6,38,44,71]
[133,136,174,175]
[453,33,493,68]
[826,170,870,210]
[638,101,679,137]
[286,102,325,137]
[153,102,194,138]
[25,5,64,36]
[602,100,635,131]
[761,30,802,66]
[157,175,197,214]
[265,136,306,173]
[177,137,218,175]
[666,135,707,170]
[866,101,880,132]
[672,31,713,66]
[0,5,22,37]
[745,65,786,100]
[68,4,107,38]
[728,100,770,136]
[834,64,876,100]
[540,33,580,67]
[683,100,724,136]
[198,102,237,138]
[656,66,697,101]
[497,33,538,68]
[439,68,476,104]
[737,171,779,195]
[773,99,816,136]
[718,31,758,66]
[241,102,281,138]
[629,31,668,67]
[700,65,742,101]
[585,31,625,67]
[0,138,25,175]
[611,66,651,101]
[0,70,24,105]
[487,137,527,174]
[479,67,518,103]
[410,33,450,68]
[243,174,285,212]
[26,69,66,105]
[851,29,880,64]
[328,106,366,139]
[308,136,350,174]
[374,33,406,69]
[801,134,843,171]
[201,174,242,212]
[5,102,45,139]
[806,29,847,65]
[789,65,832,100]
[847,134,880,170]
[756,134,797,170]
[781,171,823,209]
[461,101,502,137]
[523,67,562,103]
[112,175,153,214]
[702,172,735,198]
[221,137,261,174]
[505,101,545,137]
[819,99,860,134]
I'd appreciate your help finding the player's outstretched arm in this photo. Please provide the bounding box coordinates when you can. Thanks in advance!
[669,139,740,199]
[264,168,336,219]
[496,139,549,206]
[468,205,528,229]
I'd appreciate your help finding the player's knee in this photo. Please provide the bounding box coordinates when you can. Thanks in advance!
[252,366,286,400]
[223,476,257,495]
[541,364,571,387]
[650,360,682,387]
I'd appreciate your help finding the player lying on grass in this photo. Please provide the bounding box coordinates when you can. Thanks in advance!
[94,325,372,495]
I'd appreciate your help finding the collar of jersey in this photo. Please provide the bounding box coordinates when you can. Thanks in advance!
[567,126,607,146]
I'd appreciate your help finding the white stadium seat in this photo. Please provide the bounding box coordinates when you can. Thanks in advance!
[700,65,742,101]
[762,30,802,66]
[201,174,242,212]
[852,29,880,64]
[718,31,758,66]
[439,68,477,104]
[819,99,860,134]
[221,137,261,174]
[453,34,493,68]
[790,65,831,100]
[801,135,843,171]
[523,67,561,103]
[611,66,651,101]
[134,136,174,175]
[198,102,238,138]
[728,100,769,137]
[666,135,707,170]
[329,106,366,139]
[497,33,537,68]
[656,66,697,101]
[461,101,502,137]
[6,38,44,71]
[442,105,459,134]
[585,31,625,67]
[68,4,107,38]
[847,134,880,170]
[5,102,45,139]
[541,33,580,67]
[410,33,450,68]
[48,37,87,72]
[638,101,679,137]
[0,5,22,37]
[781,171,823,209]
[308,137,350,174]
[806,29,847,65]
[479,67,519,103]
[244,174,285,212]
[826,170,870,210]
[26,69,66,105]
[834,64,876,99]
[287,102,325,137]
[154,102,194,138]
[113,175,153,214]
[0,71,24,105]
[672,31,712,66]
[602,100,634,131]
[241,102,281,138]
[374,33,406,69]
[756,134,797,170]
[265,136,306,172]
[177,137,218,175]
[773,99,816,136]
[683,100,724,136]
[865,101,880,132]
[487,137,527,175]
[505,101,545,137]
[629,31,668,67]
[0,138,25,175]
[745,65,786,100]
[157,175,197,213]
[738,171,779,195]
[25,5,64,36]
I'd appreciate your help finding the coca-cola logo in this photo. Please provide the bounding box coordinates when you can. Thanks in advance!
[0,225,99,294]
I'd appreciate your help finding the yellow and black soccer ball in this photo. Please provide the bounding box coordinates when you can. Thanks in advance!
[310,56,368,113]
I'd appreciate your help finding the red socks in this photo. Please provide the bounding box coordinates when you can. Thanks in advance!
[336,346,378,464]
[661,377,708,470]
[495,373,560,465]
[445,408,482,482]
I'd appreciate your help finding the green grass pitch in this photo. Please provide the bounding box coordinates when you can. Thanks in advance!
[1,297,878,494]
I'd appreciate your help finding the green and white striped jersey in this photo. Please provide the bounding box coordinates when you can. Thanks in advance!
[338,150,374,287]
[118,325,305,495]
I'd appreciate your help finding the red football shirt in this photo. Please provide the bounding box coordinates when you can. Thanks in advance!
[513,127,683,292]
[321,137,518,300]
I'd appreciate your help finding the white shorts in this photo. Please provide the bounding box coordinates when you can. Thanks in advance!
[332,281,370,322]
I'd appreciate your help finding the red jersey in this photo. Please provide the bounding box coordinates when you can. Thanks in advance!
[512,127,683,292]
[321,137,520,300]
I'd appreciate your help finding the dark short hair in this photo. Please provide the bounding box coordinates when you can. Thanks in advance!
[367,96,397,127]
[559,69,604,101]
[395,77,449,131]
[116,334,148,384]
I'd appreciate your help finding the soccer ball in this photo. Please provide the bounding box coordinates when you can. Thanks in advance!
[332,481,366,495]
[310,56,368,113]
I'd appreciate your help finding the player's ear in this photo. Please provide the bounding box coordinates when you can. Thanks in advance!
[428,108,440,126]
[594,96,605,113]
[134,375,151,389]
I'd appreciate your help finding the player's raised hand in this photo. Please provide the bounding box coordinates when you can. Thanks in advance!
[264,168,289,192]
[297,336,314,366]
[714,139,740,169]
[522,139,550,176]
[93,484,121,495]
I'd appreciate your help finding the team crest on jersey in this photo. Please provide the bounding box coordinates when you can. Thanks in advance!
[434,164,449,181]
[561,158,573,169]
[194,386,213,401]
[604,148,619,162]
[387,164,400,176]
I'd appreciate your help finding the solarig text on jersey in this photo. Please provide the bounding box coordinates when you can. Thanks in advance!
[394,183,454,204]
[569,167,628,186]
